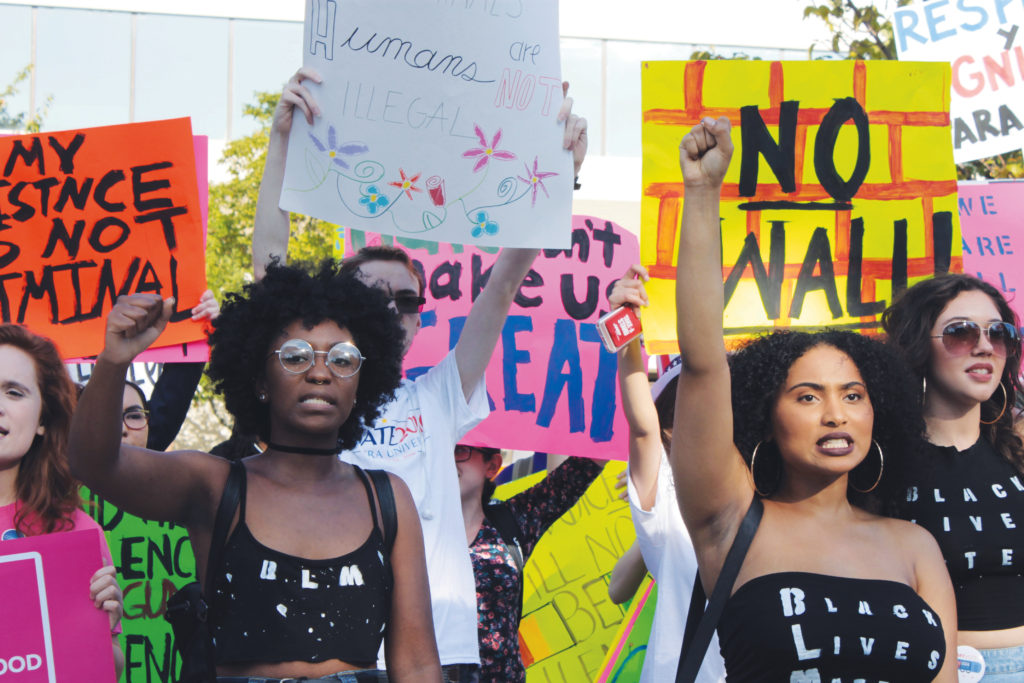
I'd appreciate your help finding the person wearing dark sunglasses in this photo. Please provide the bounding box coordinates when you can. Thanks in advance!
[251,66,589,680]
[883,274,1024,679]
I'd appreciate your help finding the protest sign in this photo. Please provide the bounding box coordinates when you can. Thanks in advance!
[0,118,208,359]
[495,461,634,682]
[893,0,1024,162]
[346,213,638,460]
[86,490,195,683]
[66,135,211,365]
[958,180,1024,315]
[282,0,573,248]
[0,528,116,681]
[594,577,656,683]
[641,60,962,354]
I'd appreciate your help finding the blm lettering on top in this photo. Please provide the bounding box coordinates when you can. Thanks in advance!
[644,61,959,338]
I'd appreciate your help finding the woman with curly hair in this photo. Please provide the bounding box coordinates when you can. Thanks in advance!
[883,274,1024,679]
[68,261,441,682]
[670,117,957,681]
[0,324,124,678]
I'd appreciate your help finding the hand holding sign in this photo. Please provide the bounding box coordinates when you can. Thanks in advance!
[102,294,175,365]
[558,82,588,178]
[679,116,733,189]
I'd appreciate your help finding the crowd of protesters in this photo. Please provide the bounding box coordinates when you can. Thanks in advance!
[2,68,1024,683]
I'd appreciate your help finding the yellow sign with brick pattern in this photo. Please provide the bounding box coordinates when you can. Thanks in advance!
[641,60,962,353]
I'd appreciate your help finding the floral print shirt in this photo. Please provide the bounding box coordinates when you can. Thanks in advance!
[470,457,604,682]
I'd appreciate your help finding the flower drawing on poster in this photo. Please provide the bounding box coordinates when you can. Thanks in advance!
[280,0,573,249]
[290,121,555,238]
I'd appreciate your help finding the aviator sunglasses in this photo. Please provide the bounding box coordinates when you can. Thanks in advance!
[932,320,1020,357]
[272,339,365,378]
[389,293,426,315]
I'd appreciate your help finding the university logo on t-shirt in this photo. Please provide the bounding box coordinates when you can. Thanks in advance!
[356,414,426,462]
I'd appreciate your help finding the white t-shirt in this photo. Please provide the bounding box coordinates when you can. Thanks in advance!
[627,455,727,683]
[342,351,487,667]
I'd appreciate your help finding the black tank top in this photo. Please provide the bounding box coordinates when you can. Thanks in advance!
[901,437,1024,630]
[210,465,392,666]
[718,572,945,682]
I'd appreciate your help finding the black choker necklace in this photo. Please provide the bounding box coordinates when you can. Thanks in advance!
[267,442,338,456]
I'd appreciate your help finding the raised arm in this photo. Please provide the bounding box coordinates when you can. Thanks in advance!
[670,118,753,564]
[68,294,225,529]
[383,474,442,682]
[252,68,322,281]
[609,265,663,509]
[453,85,587,399]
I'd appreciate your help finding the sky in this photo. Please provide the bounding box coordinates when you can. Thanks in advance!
[3,0,839,50]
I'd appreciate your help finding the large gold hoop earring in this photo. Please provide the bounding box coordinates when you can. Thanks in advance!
[850,439,884,493]
[749,441,779,498]
[980,382,1008,425]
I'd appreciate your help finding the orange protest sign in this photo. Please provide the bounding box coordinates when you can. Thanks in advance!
[0,118,207,358]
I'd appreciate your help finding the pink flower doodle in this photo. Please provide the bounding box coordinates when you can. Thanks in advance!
[462,125,516,172]
[388,168,423,200]
[516,157,557,206]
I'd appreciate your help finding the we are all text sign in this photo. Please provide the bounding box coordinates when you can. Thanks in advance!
[641,61,962,354]
[283,0,574,248]
[0,119,208,358]
[894,0,1024,163]
[959,180,1024,318]
[0,529,115,681]
[347,215,636,460]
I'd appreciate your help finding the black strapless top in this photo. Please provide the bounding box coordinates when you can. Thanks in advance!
[718,572,945,682]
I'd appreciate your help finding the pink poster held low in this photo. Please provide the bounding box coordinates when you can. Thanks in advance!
[0,528,115,681]
[958,181,1023,318]
[347,215,639,459]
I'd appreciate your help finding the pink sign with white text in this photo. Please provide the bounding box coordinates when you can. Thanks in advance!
[958,181,1024,318]
[347,215,639,460]
[0,528,115,682]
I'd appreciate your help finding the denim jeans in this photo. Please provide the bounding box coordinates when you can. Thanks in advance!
[440,663,480,683]
[981,645,1024,681]
[217,669,388,683]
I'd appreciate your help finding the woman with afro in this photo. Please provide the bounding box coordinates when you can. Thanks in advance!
[68,260,441,682]
[668,117,957,681]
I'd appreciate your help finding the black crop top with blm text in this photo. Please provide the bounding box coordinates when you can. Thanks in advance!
[900,437,1024,630]
[718,572,945,682]
[210,465,392,666]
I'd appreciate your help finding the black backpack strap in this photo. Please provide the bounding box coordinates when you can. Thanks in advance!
[366,469,397,551]
[676,496,764,683]
[483,501,525,572]
[203,460,245,600]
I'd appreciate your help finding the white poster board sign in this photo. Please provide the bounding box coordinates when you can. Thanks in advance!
[281,0,573,248]
[894,0,1024,163]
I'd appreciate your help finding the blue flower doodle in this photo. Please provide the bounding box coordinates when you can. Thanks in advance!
[309,126,368,170]
[471,211,499,238]
[359,185,390,214]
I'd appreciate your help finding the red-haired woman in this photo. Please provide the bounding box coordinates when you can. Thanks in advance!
[0,324,124,678]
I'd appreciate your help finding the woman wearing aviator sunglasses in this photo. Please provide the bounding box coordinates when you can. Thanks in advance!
[68,260,442,682]
[883,274,1024,680]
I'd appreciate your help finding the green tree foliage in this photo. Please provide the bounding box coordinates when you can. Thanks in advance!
[0,66,49,132]
[802,0,1024,179]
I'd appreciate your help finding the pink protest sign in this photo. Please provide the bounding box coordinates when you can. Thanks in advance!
[0,528,115,681]
[958,181,1023,316]
[348,215,639,460]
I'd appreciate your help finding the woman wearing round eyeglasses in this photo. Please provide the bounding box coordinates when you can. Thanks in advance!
[68,260,442,682]
[883,274,1024,680]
